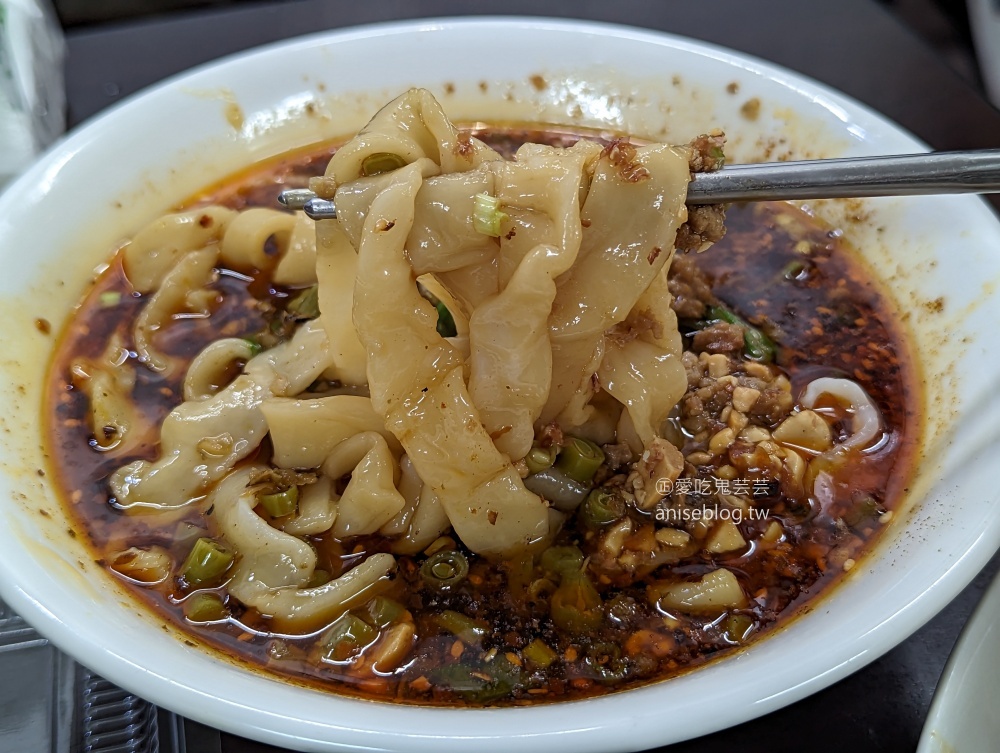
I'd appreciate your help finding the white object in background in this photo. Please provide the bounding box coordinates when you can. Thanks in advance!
[969,0,1000,107]
[918,571,1000,752]
[0,0,64,187]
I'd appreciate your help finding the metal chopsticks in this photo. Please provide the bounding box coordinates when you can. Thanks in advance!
[279,149,1000,220]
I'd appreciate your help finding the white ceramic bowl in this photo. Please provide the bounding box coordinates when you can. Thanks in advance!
[918,572,1000,752]
[0,18,998,753]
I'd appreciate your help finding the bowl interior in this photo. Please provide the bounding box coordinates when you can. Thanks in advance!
[0,18,998,753]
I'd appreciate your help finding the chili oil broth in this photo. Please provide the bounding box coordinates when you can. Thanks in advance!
[44,127,919,705]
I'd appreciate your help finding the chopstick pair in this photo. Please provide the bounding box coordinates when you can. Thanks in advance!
[278,149,1000,220]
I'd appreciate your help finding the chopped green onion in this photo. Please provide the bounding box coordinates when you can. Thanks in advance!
[179,538,234,587]
[184,592,229,623]
[550,571,603,635]
[428,655,522,703]
[579,489,625,528]
[554,436,605,484]
[432,609,488,644]
[242,337,264,356]
[99,291,122,307]
[707,305,740,326]
[472,192,508,237]
[259,486,299,518]
[604,593,640,626]
[286,285,320,320]
[527,577,557,603]
[435,301,457,338]
[782,260,806,280]
[540,545,585,578]
[306,569,330,588]
[585,641,629,684]
[843,494,883,528]
[743,327,776,362]
[523,638,559,668]
[725,613,755,643]
[364,596,405,628]
[708,145,726,163]
[360,152,407,177]
[706,305,777,364]
[525,445,558,474]
[321,613,378,663]
[420,550,469,591]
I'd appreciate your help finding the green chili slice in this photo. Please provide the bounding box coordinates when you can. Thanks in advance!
[259,485,299,518]
[604,593,640,627]
[242,337,264,356]
[540,545,585,578]
[435,301,457,338]
[550,571,603,635]
[432,609,488,644]
[364,596,405,628]
[725,613,755,643]
[782,260,806,280]
[585,641,630,684]
[523,638,559,668]
[525,444,558,474]
[184,592,229,623]
[179,538,234,587]
[286,285,320,320]
[843,494,883,528]
[527,577,557,603]
[360,152,407,177]
[321,612,378,663]
[306,569,330,588]
[706,305,777,363]
[707,305,739,326]
[743,327,777,362]
[421,550,469,590]
[428,655,522,703]
[554,436,605,484]
[579,488,625,528]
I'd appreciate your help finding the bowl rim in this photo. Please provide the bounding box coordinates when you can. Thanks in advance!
[918,569,1000,751]
[2,15,1000,753]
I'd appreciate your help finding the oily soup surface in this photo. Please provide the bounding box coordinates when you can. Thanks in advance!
[46,110,916,705]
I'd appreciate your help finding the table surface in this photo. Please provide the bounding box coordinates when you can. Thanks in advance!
[62,1,1000,751]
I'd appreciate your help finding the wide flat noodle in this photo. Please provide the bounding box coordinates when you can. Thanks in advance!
[466,142,599,461]
[183,338,257,402]
[122,206,235,293]
[109,320,332,509]
[219,208,296,271]
[211,467,394,633]
[467,245,560,461]
[273,213,318,285]
[261,394,400,469]
[542,143,691,427]
[351,163,550,556]
[109,89,705,566]
[70,333,140,455]
[282,476,338,536]
[598,266,688,453]
[314,217,369,386]
[325,88,499,185]
[324,432,404,537]
[133,248,218,373]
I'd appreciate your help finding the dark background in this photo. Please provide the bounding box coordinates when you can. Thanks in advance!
[51,0,984,89]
